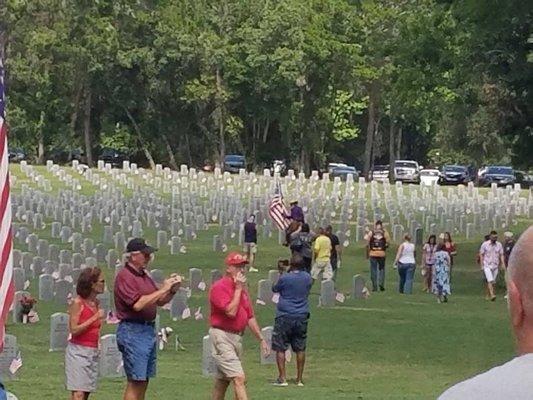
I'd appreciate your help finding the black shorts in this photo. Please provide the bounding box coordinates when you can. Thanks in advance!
[271,315,309,353]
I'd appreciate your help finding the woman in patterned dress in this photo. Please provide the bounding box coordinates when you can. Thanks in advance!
[433,243,451,303]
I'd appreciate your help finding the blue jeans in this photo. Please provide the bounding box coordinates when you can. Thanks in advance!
[116,321,157,381]
[369,257,386,291]
[398,263,416,294]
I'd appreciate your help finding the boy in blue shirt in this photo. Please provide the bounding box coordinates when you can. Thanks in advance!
[271,254,312,387]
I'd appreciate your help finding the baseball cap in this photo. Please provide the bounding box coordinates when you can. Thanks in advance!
[126,238,157,254]
[225,252,248,266]
[290,200,298,205]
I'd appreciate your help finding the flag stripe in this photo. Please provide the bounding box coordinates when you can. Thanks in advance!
[0,52,14,352]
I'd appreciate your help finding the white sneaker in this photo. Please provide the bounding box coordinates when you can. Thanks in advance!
[297,381,304,387]
[273,379,288,387]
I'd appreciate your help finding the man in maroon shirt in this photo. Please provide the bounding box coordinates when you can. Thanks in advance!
[114,238,182,400]
[209,252,269,400]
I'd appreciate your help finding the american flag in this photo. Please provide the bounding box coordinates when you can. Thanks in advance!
[0,51,14,352]
[268,182,290,230]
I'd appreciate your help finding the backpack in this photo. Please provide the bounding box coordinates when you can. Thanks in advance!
[370,231,387,251]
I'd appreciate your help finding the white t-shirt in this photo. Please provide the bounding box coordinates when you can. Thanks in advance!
[438,353,533,400]
[398,242,416,264]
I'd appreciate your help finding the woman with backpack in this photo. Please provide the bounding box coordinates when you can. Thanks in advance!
[289,223,315,273]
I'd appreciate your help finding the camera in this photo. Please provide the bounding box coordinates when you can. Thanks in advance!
[277,259,290,273]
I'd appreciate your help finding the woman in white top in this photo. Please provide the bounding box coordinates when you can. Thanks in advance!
[394,234,417,294]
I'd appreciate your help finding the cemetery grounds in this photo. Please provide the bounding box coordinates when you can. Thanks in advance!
[3,163,533,400]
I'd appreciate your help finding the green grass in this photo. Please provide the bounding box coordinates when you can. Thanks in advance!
[4,165,532,399]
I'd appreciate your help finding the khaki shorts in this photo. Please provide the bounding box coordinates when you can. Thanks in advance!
[209,328,244,380]
[243,242,257,254]
[311,260,333,280]
[483,267,499,283]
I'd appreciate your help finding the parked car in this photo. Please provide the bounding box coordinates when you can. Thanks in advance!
[48,148,85,164]
[371,164,390,182]
[514,170,533,188]
[330,165,358,181]
[477,166,515,187]
[270,159,287,176]
[99,147,129,168]
[223,154,246,173]
[440,165,474,185]
[393,160,420,183]
[8,148,26,163]
[327,162,347,174]
[420,169,440,186]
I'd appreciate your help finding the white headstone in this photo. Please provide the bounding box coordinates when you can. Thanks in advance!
[49,312,69,351]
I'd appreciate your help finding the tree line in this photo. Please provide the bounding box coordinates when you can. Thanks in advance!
[1,0,531,175]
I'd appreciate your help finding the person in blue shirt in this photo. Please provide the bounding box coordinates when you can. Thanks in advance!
[271,254,312,387]
[0,381,7,400]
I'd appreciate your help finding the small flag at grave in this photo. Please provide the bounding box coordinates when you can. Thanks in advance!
[106,311,120,324]
[9,352,22,375]
[272,293,280,304]
[23,280,30,290]
[198,281,206,291]
[256,299,266,306]
[335,292,346,303]
[194,307,203,320]
[181,307,191,320]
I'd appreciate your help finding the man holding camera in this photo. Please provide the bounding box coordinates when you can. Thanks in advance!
[271,254,313,387]
[114,238,182,400]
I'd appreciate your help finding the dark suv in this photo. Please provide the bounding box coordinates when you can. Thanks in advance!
[440,165,474,185]
[99,148,129,168]
[514,171,533,188]
[478,166,515,187]
[223,155,246,173]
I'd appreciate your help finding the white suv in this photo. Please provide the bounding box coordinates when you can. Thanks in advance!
[393,160,421,183]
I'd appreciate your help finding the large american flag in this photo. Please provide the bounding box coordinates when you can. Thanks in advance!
[0,51,14,352]
[268,182,290,230]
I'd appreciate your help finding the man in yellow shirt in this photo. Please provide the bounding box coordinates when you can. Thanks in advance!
[311,227,333,281]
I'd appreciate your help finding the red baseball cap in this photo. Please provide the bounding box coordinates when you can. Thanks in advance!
[225,252,249,266]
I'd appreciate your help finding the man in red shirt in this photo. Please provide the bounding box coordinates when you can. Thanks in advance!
[209,252,269,400]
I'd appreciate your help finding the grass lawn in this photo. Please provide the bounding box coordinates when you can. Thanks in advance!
[4,165,531,399]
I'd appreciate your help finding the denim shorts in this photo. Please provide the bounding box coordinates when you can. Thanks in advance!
[116,321,157,381]
[272,314,309,352]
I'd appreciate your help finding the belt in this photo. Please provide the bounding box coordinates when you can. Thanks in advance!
[122,319,155,327]
[212,327,244,336]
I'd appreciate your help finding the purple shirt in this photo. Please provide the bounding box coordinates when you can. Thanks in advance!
[290,206,305,223]
[114,263,158,321]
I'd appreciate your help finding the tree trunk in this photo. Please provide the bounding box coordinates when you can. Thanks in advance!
[388,117,396,181]
[83,87,93,167]
[69,83,82,138]
[262,118,270,143]
[123,107,156,170]
[396,126,403,160]
[37,111,45,164]
[162,134,178,170]
[184,132,193,166]
[215,67,225,163]
[363,83,379,180]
